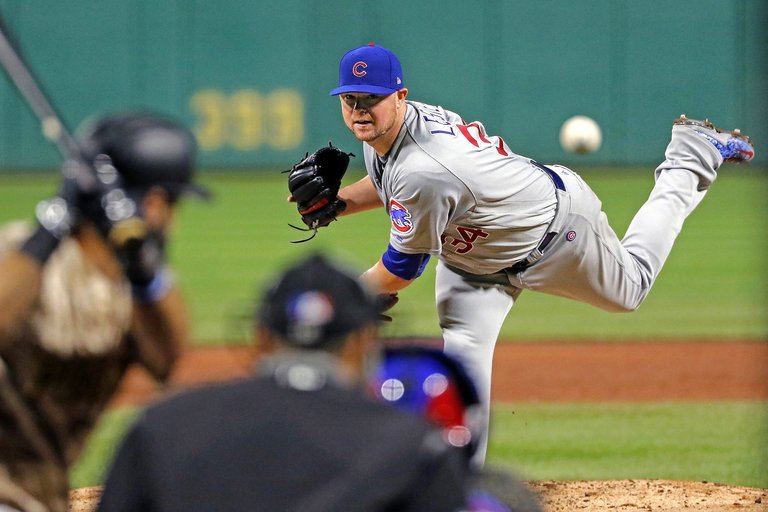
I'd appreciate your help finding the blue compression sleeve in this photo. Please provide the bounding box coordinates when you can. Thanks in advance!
[381,244,431,280]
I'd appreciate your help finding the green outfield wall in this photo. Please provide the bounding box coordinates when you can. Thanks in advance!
[0,0,765,170]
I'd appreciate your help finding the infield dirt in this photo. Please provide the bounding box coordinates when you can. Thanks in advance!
[110,339,768,406]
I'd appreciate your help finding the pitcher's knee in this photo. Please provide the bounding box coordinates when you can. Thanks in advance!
[607,302,641,313]
[592,291,647,313]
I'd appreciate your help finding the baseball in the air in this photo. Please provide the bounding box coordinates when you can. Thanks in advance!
[559,115,602,154]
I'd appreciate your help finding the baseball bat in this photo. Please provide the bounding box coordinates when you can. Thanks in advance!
[0,12,146,244]
[0,12,96,190]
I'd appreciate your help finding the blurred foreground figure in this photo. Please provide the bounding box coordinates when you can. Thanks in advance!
[0,113,207,512]
[369,345,543,512]
[97,253,469,512]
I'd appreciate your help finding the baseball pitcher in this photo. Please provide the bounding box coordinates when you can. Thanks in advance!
[286,43,755,463]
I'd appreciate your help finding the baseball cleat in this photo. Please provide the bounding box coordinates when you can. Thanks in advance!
[673,114,755,163]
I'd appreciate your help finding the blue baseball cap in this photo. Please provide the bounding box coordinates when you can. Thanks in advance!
[330,43,404,96]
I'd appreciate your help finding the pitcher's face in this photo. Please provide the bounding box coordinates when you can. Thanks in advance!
[339,89,408,154]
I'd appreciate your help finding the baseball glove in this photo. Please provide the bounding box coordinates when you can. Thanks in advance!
[287,143,353,241]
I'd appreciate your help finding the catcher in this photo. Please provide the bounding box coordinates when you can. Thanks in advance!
[0,112,208,512]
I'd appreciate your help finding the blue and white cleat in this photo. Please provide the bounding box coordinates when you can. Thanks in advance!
[674,115,755,163]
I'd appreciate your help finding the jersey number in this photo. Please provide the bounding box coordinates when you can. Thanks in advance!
[442,226,489,254]
[457,122,509,156]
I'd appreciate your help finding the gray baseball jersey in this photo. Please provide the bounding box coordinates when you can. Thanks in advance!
[364,100,557,274]
[358,100,728,463]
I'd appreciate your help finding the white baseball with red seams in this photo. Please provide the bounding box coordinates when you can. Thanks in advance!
[560,115,602,154]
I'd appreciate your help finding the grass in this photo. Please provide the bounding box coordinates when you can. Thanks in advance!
[72,400,768,489]
[2,168,765,343]
[488,401,768,489]
[70,408,139,489]
[128,167,768,342]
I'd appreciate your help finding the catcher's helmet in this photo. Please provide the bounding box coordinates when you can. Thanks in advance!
[368,345,483,458]
[77,112,210,202]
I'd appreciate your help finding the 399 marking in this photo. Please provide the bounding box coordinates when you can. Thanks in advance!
[191,88,304,151]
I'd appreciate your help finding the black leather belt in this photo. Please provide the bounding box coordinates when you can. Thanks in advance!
[508,162,565,273]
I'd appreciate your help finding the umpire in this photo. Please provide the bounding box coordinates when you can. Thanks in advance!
[0,112,207,512]
[96,253,469,512]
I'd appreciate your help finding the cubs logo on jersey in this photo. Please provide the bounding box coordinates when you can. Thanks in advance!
[389,199,413,233]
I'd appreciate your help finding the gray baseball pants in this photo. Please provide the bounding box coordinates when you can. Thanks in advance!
[437,125,721,463]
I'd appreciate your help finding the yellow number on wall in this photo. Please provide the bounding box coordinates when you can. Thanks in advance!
[267,89,303,150]
[229,90,264,150]
[190,88,303,151]
[190,90,227,151]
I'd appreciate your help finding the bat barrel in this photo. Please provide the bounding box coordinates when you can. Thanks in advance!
[0,13,94,189]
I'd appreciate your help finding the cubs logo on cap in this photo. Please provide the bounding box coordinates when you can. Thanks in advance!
[352,61,367,77]
[330,43,404,96]
[389,199,412,233]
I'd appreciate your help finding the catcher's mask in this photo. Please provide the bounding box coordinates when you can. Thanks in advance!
[368,345,483,459]
[77,112,210,204]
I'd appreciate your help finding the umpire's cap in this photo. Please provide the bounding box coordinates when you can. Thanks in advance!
[258,253,381,349]
[77,112,210,202]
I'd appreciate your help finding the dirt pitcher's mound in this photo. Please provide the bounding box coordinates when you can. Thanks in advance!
[69,481,767,511]
[68,486,101,512]
[530,480,767,511]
